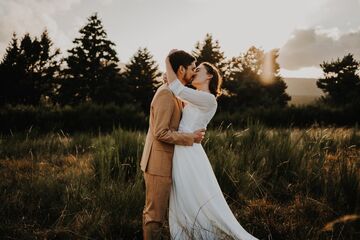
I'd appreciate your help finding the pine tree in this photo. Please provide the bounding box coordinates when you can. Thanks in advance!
[220,56,264,110]
[317,54,360,105]
[220,47,290,110]
[0,31,60,105]
[0,34,20,105]
[192,33,226,76]
[124,48,161,113]
[59,13,124,105]
[35,31,61,104]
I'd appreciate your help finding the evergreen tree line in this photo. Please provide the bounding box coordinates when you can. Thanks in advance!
[0,14,161,114]
[0,13,359,131]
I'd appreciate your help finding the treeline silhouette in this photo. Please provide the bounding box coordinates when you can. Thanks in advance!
[0,13,359,133]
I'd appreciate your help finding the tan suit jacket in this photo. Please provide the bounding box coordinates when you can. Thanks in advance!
[140,84,194,177]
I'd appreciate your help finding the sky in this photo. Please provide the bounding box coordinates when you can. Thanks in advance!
[0,0,359,78]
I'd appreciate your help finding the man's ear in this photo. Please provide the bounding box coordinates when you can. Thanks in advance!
[177,66,185,79]
[179,66,185,74]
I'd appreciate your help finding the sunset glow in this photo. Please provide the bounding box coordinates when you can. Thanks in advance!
[0,0,359,77]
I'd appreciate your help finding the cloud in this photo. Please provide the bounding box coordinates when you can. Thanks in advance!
[323,0,360,28]
[279,27,360,70]
[0,0,81,57]
[99,0,113,5]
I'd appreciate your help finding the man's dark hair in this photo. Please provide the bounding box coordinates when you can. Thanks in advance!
[168,50,196,74]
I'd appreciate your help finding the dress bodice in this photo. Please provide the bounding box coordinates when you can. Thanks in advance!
[168,79,217,133]
[178,103,217,133]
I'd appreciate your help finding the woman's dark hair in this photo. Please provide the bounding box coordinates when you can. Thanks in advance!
[168,50,196,74]
[202,62,222,98]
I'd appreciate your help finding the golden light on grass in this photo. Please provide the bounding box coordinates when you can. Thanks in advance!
[322,214,360,232]
[1,126,358,238]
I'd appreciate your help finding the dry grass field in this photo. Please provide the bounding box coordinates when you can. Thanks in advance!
[1,123,359,239]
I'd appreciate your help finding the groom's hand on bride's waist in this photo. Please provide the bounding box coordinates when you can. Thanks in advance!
[193,128,206,143]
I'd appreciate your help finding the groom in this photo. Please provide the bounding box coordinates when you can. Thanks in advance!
[141,50,205,240]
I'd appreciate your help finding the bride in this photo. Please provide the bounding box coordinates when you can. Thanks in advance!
[165,50,258,240]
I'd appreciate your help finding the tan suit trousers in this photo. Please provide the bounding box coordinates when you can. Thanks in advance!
[143,172,172,240]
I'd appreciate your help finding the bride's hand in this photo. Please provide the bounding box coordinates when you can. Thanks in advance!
[162,73,168,84]
[165,49,178,64]
[165,49,178,85]
[168,48,178,56]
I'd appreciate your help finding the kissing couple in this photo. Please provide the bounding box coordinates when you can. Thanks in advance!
[140,49,258,240]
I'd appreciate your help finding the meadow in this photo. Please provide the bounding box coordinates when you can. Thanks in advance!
[0,122,359,239]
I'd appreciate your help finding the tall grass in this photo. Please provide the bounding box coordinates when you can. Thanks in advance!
[0,123,359,239]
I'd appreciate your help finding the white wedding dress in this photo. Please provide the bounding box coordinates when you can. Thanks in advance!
[168,79,258,240]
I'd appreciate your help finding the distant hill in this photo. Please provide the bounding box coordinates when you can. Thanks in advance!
[283,77,324,105]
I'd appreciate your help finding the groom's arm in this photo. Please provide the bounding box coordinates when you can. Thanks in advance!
[152,90,195,146]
